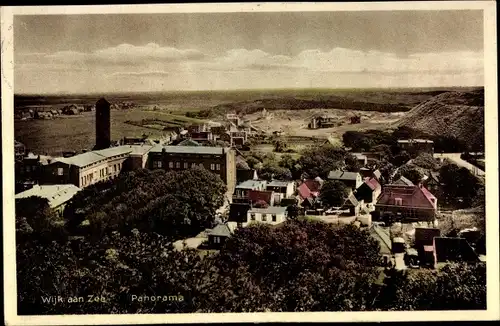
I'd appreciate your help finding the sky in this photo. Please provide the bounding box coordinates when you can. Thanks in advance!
[14,10,484,94]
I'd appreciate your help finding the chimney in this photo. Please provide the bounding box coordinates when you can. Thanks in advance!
[95,98,111,150]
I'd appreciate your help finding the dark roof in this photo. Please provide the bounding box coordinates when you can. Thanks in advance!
[228,203,251,222]
[434,237,479,263]
[267,180,292,188]
[236,169,258,183]
[178,139,201,146]
[415,227,441,247]
[209,224,233,237]
[151,145,227,155]
[96,98,110,105]
[248,190,274,205]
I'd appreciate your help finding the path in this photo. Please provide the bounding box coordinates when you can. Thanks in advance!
[434,153,485,178]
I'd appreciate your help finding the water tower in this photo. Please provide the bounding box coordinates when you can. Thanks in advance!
[95,98,111,150]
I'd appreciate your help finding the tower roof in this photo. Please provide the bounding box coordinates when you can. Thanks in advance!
[96,98,110,106]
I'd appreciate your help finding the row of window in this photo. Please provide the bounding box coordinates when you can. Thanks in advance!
[250,213,277,222]
[153,161,221,171]
[81,163,122,187]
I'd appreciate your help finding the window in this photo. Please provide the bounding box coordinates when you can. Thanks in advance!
[26,166,31,172]
[250,213,256,221]
[262,214,267,222]
[169,162,174,168]
[210,163,215,170]
[191,163,196,168]
[395,198,403,206]
[57,167,64,176]
[81,177,84,185]
[105,167,109,175]
[216,164,221,171]
[213,236,220,244]
[153,160,162,169]
[176,162,181,168]
[272,214,277,222]
[183,162,188,169]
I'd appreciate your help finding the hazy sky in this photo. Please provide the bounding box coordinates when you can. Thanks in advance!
[14,10,484,94]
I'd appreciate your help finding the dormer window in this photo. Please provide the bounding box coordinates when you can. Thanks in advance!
[394,197,403,206]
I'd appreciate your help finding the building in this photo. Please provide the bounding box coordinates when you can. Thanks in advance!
[348,153,368,167]
[95,98,111,150]
[327,170,363,190]
[15,140,26,161]
[229,131,248,147]
[266,180,296,203]
[432,237,480,268]
[354,177,382,205]
[424,172,441,193]
[393,176,414,186]
[233,180,268,202]
[207,224,233,249]
[397,139,434,155]
[46,146,133,188]
[308,116,336,129]
[177,139,201,147]
[246,206,288,227]
[350,116,361,124]
[190,131,214,144]
[375,184,438,222]
[15,184,81,216]
[341,192,363,216]
[227,202,252,227]
[148,145,236,194]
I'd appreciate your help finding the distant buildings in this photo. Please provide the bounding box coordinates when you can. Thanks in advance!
[95,98,111,150]
[15,140,26,161]
[397,139,434,155]
[308,116,336,129]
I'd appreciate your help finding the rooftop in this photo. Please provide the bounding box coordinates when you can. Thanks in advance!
[267,180,293,187]
[208,224,233,237]
[15,184,81,208]
[328,170,360,181]
[236,180,267,190]
[248,206,288,215]
[150,145,228,155]
[397,139,434,144]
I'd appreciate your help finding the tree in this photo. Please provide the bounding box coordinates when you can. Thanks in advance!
[297,144,346,179]
[258,162,292,181]
[245,156,261,169]
[319,180,350,208]
[439,163,481,206]
[64,167,226,239]
[274,140,287,153]
[391,151,411,167]
[394,165,425,185]
[15,196,65,240]
[412,153,441,171]
[345,154,361,172]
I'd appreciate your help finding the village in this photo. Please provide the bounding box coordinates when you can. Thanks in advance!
[14,97,486,274]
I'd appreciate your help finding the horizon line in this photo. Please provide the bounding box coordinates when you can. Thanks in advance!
[14,85,485,97]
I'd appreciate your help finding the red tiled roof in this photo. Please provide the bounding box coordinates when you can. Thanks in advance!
[297,183,312,199]
[420,186,436,203]
[364,177,381,191]
[248,190,273,205]
[304,179,322,194]
[376,185,436,209]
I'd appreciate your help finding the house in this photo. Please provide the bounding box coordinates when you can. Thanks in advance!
[190,131,214,144]
[350,116,361,124]
[207,224,233,249]
[246,206,288,227]
[15,184,81,216]
[226,113,241,127]
[375,184,438,222]
[229,131,248,147]
[248,190,275,206]
[236,169,259,184]
[327,170,363,190]
[424,172,441,193]
[266,180,296,199]
[370,225,392,264]
[397,139,434,155]
[308,116,336,129]
[393,176,414,186]
[297,177,323,200]
[349,153,368,167]
[354,177,382,205]
[341,191,363,216]
[359,167,382,181]
[15,140,26,161]
[227,202,252,227]
[233,180,268,202]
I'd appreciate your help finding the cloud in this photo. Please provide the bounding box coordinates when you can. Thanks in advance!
[14,44,484,93]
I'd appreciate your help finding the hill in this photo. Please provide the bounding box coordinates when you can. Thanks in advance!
[395,89,484,150]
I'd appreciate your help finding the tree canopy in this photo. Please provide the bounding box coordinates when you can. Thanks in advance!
[297,144,346,179]
[319,180,350,207]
